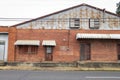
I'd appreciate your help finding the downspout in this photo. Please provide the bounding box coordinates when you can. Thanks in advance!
[103,8,106,23]
[67,18,71,51]
[68,29,70,50]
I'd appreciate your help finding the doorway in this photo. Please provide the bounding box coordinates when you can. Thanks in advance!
[45,46,53,61]
[117,44,120,60]
[0,41,5,61]
[80,43,91,61]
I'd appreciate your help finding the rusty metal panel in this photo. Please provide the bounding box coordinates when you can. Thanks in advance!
[17,5,120,30]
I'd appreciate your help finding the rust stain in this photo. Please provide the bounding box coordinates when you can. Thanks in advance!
[113,18,119,27]
[85,8,88,18]
[79,9,82,18]
[17,6,120,30]
[91,10,95,18]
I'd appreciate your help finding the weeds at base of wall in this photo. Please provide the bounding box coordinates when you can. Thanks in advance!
[0,66,120,71]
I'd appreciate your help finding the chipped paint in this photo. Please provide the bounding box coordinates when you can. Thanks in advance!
[17,6,120,30]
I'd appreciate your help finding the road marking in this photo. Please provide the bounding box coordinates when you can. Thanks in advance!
[86,76,120,79]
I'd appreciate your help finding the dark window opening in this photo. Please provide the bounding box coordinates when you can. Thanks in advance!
[89,18,100,29]
[69,18,80,29]
[18,45,38,54]
[74,18,80,26]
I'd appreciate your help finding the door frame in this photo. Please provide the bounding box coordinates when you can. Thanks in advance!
[45,46,53,61]
[0,41,5,61]
[80,43,91,61]
[117,44,120,60]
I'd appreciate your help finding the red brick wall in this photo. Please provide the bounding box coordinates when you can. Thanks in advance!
[0,26,8,32]
[7,28,120,62]
[7,27,17,62]
[14,29,80,62]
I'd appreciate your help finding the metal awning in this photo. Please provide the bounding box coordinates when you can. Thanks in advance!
[76,33,120,39]
[42,40,56,46]
[14,40,40,46]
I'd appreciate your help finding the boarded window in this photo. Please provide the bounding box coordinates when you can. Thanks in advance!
[69,18,80,29]
[18,45,38,54]
[117,44,120,60]
[89,18,100,29]
[80,43,91,61]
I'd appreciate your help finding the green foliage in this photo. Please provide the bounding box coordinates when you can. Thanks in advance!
[116,2,120,15]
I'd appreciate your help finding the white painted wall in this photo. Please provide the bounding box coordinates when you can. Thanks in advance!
[0,33,8,62]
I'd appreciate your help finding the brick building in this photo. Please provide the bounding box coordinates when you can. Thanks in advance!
[0,26,8,62]
[1,3,120,63]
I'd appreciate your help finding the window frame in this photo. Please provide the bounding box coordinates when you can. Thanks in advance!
[89,18,100,29]
[18,45,38,54]
[69,18,80,29]
[45,46,53,54]
[117,44,120,60]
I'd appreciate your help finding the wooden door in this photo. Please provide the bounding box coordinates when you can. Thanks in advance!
[45,46,53,61]
[80,43,91,61]
[117,44,120,60]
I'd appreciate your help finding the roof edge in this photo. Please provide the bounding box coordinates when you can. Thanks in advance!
[10,3,120,27]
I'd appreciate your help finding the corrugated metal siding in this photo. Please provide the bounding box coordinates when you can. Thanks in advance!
[42,40,56,46]
[16,5,120,30]
[14,40,40,46]
[76,33,120,39]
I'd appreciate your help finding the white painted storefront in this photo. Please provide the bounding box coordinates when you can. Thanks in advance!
[0,33,8,62]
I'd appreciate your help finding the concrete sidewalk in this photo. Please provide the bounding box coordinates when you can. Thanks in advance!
[0,66,120,71]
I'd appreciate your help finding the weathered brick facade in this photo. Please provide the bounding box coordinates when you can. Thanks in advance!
[6,28,120,62]
[1,3,120,63]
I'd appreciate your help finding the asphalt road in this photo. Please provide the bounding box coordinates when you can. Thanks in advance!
[0,70,120,80]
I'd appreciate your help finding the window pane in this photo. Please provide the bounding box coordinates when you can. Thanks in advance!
[69,18,80,29]
[94,19,100,28]
[74,18,80,26]
[89,19,100,29]
[46,47,52,53]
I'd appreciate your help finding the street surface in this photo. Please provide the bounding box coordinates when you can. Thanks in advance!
[0,70,120,80]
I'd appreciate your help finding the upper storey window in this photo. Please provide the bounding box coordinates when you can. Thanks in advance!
[89,18,100,29]
[69,18,80,29]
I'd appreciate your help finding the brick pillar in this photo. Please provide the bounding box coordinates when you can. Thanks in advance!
[7,27,17,62]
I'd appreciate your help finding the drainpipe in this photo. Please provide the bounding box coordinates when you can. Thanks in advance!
[67,29,70,51]
[103,8,106,23]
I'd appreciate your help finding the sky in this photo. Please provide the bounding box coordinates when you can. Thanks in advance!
[0,0,119,26]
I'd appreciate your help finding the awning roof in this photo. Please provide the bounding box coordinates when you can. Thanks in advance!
[14,40,40,46]
[76,33,120,39]
[42,40,56,46]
